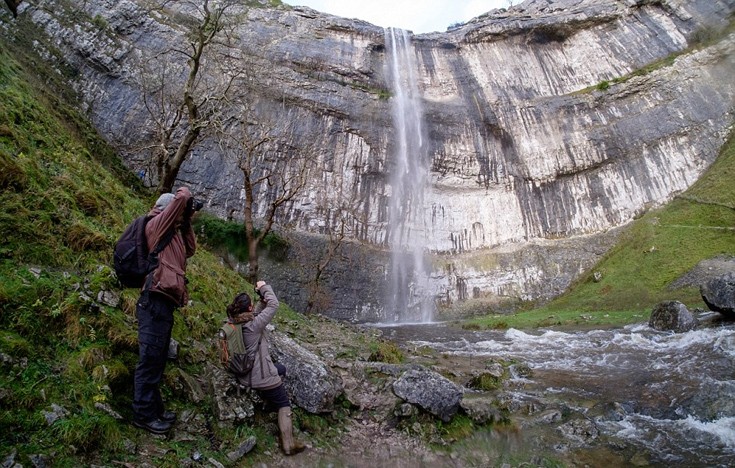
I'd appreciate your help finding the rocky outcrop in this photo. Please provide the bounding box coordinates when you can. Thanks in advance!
[649,300,699,332]
[392,368,464,422]
[669,255,735,290]
[700,272,735,317]
[3,0,734,320]
[270,331,343,413]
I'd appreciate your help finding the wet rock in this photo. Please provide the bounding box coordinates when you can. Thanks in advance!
[649,301,699,332]
[96,289,120,308]
[208,365,256,425]
[537,409,563,424]
[557,417,600,445]
[392,368,463,422]
[176,368,204,403]
[591,401,630,422]
[467,371,503,390]
[271,333,343,413]
[509,362,533,378]
[460,392,502,424]
[3,449,20,468]
[94,402,123,419]
[700,272,735,318]
[484,361,504,378]
[226,436,257,462]
[496,393,546,415]
[42,403,69,425]
[30,454,48,468]
[394,402,417,418]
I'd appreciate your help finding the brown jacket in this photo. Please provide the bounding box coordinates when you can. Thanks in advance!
[237,285,281,390]
[144,187,196,306]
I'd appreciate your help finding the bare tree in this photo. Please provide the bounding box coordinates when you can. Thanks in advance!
[302,156,374,313]
[136,0,241,194]
[303,202,352,314]
[215,95,318,284]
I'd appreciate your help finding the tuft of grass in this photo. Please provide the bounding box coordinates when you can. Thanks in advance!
[368,339,404,364]
[468,373,503,391]
[436,414,476,442]
[50,411,124,453]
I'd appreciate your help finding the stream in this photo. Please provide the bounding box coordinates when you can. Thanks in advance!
[376,314,735,467]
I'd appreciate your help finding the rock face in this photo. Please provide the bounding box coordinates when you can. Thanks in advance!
[649,300,699,332]
[700,272,735,317]
[4,0,734,320]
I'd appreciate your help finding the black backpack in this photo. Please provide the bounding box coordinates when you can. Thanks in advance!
[113,215,175,288]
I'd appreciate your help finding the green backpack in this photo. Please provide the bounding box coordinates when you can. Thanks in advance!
[218,322,260,375]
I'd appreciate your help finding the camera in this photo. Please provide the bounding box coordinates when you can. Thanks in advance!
[187,198,204,213]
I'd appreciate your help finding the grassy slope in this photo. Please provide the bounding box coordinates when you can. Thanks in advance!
[468,129,735,330]
[0,42,310,464]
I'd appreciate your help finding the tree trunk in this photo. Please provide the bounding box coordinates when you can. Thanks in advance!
[247,236,259,285]
[157,126,201,194]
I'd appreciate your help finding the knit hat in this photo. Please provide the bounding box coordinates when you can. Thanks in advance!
[154,193,175,210]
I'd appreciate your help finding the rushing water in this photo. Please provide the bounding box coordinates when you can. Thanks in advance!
[377,314,735,466]
[384,28,433,324]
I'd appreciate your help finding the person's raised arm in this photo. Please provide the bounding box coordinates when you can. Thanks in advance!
[147,187,192,246]
[250,281,279,332]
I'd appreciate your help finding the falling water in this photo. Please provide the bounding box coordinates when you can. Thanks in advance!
[384,28,433,323]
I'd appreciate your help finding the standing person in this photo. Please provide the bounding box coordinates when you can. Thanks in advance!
[224,282,306,455]
[132,187,197,434]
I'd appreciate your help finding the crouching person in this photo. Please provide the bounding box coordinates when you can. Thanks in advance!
[221,281,305,456]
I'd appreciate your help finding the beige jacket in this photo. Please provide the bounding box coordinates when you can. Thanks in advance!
[237,285,281,390]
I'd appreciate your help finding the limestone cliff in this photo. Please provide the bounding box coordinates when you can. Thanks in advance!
[3,0,733,320]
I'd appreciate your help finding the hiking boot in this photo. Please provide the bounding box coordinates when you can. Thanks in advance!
[278,407,306,456]
[133,417,172,435]
[159,410,177,423]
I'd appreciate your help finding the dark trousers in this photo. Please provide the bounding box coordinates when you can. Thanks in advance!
[259,363,290,410]
[132,292,175,421]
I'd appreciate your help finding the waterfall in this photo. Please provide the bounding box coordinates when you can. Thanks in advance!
[384,28,434,323]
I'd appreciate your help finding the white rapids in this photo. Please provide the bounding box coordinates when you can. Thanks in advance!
[378,317,735,466]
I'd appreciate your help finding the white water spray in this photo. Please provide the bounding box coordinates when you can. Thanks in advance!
[384,28,433,323]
